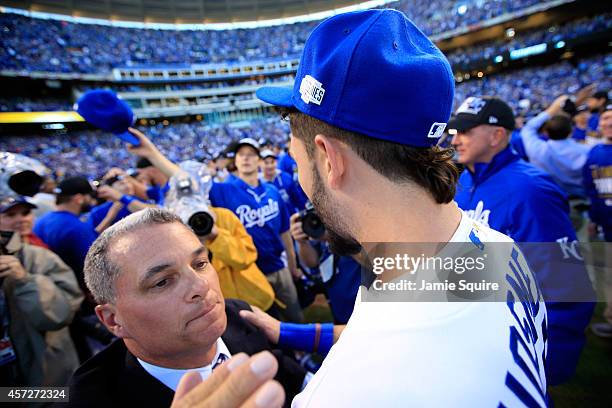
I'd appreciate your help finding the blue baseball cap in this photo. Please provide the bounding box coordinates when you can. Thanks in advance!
[256,9,454,147]
[75,89,140,145]
[0,196,37,213]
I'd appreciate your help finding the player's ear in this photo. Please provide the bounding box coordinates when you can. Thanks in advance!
[313,134,346,190]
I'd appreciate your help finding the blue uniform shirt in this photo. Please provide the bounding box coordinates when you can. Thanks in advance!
[209,177,290,274]
[33,211,98,288]
[265,171,308,214]
[455,146,595,385]
[583,143,612,241]
[278,152,298,180]
[88,198,146,229]
[146,183,170,205]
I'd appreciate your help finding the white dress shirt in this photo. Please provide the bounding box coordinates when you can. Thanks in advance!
[137,338,231,391]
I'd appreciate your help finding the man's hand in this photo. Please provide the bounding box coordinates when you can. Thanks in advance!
[290,213,309,242]
[239,306,281,344]
[197,225,219,244]
[126,127,161,159]
[170,351,285,408]
[102,167,127,181]
[97,185,123,202]
[546,95,570,116]
[0,255,27,280]
[575,84,596,106]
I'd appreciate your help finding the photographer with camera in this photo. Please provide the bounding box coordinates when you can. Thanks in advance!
[124,128,303,322]
[290,206,360,324]
[1,196,83,387]
[164,160,276,312]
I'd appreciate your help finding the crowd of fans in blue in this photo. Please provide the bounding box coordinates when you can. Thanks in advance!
[1,0,556,74]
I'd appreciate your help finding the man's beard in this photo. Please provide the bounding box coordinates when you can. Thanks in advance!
[310,165,362,257]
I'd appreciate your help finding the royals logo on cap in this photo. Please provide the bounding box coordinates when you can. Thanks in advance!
[299,75,325,105]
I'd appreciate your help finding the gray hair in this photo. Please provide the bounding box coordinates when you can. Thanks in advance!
[84,208,184,304]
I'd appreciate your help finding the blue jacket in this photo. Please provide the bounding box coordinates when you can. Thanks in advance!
[582,143,612,240]
[209,177,290,274]
[455,146,595,385]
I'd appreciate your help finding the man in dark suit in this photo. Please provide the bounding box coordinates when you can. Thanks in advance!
[67,208,305,407]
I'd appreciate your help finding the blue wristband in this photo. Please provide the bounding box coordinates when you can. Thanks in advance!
[278,322,334,356]
[119,195,135,206]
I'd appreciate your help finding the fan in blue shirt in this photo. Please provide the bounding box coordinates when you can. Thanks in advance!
[260,149,308,214]
[33,177,98,295]
[449,96,595,385]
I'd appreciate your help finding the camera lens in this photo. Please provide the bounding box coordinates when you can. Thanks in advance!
[8,170,43,197]
[301,210,326,239]
[188,212,214,236]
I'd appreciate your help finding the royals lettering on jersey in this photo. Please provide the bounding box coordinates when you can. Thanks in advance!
[209,177,290,274]
[455,146,594,385]
[236,198,280,228]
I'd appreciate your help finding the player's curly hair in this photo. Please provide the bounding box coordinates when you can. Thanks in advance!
[283,109,459,204]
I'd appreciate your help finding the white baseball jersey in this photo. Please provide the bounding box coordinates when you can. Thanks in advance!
[292,213,547,407]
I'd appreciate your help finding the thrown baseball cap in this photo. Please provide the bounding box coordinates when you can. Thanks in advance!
[54,177,94,196]
[75,89,140,145]
[0,196,37,213]
[256,9,454,147]
[448,96,515,132]
[233,138,261,155]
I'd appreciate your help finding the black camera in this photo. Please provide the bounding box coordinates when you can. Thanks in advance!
[298,207,325,239]
[187,212,214,237]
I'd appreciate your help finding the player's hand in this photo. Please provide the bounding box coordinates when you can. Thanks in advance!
[290,212,309,242]
[170,351,285,408]
[97,185,122,202]
[239,306,281,344]
[0,255,27,280]
[126,127,161,158]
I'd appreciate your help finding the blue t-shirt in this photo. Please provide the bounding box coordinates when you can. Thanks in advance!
[266,171,308,214]
[571,127,587,141]
[583,143,612,240]
[454,147,595,385]
[88,198,145,229]
[146,182,170,205]
[33,211,98,288]
[278,152,298,180]
[310,242,361,324]
[588,112,600,133]
[209,177,290,274]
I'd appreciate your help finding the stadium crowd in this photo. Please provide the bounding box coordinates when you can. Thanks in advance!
[2,0,551,74]
[445,12,612,68]
[1,5,611,408]
[2,53,609,177]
